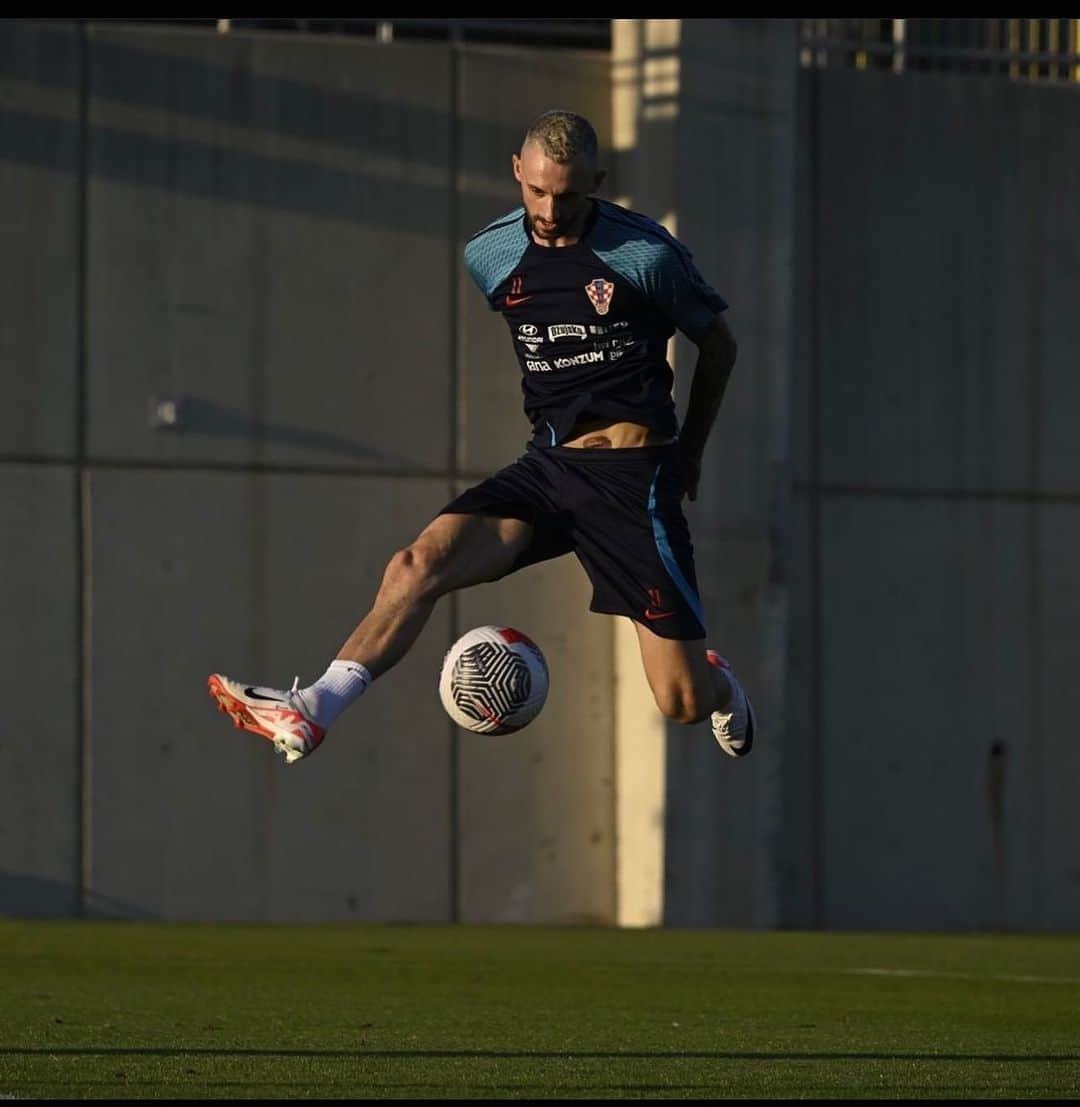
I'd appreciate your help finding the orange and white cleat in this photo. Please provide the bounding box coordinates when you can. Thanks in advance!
[706,651,756,758]
[207,673,326,764]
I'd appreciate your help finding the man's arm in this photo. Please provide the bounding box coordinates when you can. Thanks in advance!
[677,313,738,501]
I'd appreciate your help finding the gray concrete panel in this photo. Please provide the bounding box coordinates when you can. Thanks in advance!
[662,536,764,927]
[1037,505,1080,928]
[820,496,1036,930]
[816,71,1044,493]
[0,466,79,916]
[789,68,816,488]
[85,27,452,472]
[458,46,612,475]
[677,19,798,532]
[457,553,614,925]
[88,468,452,920]
[654,19,797,928]
[778,489,817,927]
[1037,85,1080,495]
[0,22,80,458]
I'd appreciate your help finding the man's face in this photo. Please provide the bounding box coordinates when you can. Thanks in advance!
[513,141,602,242]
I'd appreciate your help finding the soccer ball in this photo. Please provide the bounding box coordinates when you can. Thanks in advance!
[439,625,549,734]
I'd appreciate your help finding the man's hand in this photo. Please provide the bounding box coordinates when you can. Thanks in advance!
[679,445,703,502]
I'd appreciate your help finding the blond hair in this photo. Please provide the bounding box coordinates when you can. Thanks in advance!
[523,110,598,165]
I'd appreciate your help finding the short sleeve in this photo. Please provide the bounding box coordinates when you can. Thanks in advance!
[645,240,728,341]
[463,209,530,306]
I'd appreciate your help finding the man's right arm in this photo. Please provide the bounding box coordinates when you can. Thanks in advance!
[677,313,738,501]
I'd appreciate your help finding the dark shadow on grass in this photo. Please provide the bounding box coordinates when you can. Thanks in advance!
[3,1048,1079,1063]
[4,1080,757,1093]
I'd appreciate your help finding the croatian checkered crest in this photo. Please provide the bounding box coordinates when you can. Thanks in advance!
[439,625,549,734]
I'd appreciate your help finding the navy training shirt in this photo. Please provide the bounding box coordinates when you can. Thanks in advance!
[463,199,728,445]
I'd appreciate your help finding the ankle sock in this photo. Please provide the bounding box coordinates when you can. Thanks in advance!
[296,659,373,729]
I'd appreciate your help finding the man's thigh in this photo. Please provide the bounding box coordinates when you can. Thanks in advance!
[564,445,707,640]
[438,449,575,575]
[411,512,535,593]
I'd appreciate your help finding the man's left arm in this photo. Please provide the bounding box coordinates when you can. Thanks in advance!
[677,313,738,501]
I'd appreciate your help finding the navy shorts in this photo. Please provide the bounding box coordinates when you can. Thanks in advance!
[439,441,707,641]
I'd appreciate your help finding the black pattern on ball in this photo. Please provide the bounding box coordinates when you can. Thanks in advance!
[451,642,532,728]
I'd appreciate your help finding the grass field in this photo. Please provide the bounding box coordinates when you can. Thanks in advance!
[2,922,1079,1099]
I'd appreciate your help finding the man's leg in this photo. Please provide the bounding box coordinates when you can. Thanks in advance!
[633,623,722,724]
[632,621,755,757]
[335,512,533,676]
[209,511,533,761]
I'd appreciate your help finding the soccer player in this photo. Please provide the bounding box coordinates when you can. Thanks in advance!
[208,110,755,764]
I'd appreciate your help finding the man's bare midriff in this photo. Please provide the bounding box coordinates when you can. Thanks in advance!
[561,419,674,449]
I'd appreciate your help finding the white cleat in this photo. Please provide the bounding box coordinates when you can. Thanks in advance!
[706,651,756,758]
[207,673,326,764]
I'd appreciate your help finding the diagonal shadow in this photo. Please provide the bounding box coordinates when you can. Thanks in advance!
[1,22,603,231]
[0,871,158,921]
[2,21,525,165]
[153,396,418,466]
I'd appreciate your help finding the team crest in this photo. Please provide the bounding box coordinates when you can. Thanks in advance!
[585,279,615,316]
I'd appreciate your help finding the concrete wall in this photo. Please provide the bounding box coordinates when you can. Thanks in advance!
[612,19,797,928]
[1,20,612,923]
[0,22,81,459]
[0,468,80,916]
[791,67,1080,930]
[0,22,82,917]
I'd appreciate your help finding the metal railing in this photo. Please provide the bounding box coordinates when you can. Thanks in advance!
[95,18,611,50]
[801,18,1080,82]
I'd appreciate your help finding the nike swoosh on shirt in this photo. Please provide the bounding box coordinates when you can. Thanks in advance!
[505,295,533,306]
[644,609,676,621]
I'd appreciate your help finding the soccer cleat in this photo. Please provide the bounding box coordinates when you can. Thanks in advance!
[706,651,756,758]
[207,673,326,764]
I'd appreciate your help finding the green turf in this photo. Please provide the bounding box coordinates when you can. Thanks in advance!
[2,922,1079,1099]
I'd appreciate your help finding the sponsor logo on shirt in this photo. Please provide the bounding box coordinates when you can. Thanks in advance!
[516,325,545,353]
[548,324,588,341]
[526,359,553,372]
[594,334,636,353]
[552,351,604,370]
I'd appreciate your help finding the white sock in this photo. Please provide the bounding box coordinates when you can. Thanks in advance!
[296,659,373,729]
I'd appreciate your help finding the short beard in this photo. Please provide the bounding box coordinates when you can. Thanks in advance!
[527,212,560,241]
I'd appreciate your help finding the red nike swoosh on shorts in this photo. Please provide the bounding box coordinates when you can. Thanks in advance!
[644,609,676,621]
[505,295,533,306]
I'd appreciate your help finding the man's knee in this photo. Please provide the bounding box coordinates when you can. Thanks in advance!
[653,678,713,726]
[383,539,445,599]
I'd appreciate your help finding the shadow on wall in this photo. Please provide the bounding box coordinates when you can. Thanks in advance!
[150,396,420,466]
[0,22,544,232]
[0,870,157,919]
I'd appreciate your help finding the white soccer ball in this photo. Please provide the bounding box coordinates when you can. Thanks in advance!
[439,625,549,734]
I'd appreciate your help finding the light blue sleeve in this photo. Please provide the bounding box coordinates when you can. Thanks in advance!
[463,208,530,303]
[590,203,728,340]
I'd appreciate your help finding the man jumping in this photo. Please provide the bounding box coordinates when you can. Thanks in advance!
[208,109,755,763]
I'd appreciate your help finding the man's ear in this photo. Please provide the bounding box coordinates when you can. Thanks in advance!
[512,154,522,182]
